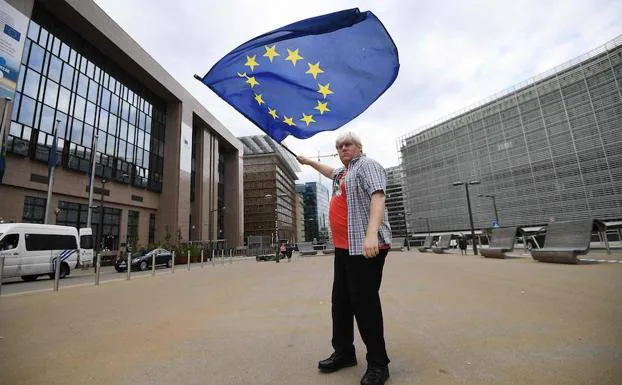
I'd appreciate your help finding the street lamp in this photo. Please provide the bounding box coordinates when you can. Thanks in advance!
[98,178,108,252]
[478,194,499,225]
[265,193,288,262]
[452,180,480,255]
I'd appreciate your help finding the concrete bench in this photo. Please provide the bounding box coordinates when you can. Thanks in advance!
[390,237,405,252]
[418,236,433,252]
[297,242,318,256]
[432,235,451,254]
[480,226,517,259]
[530,219,597,264]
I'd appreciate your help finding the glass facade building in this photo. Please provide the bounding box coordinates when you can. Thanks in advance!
[10,7,166,192]
[0,0,244,250]
[399,36,622,233]
[296,181,330,243]
[386,166,407,238]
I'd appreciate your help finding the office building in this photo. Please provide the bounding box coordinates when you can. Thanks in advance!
[240,135,299,244]
[296,181,330,243]
[0,0,244,250]
[399,36,622,233]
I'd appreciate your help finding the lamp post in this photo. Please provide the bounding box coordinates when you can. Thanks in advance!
[452,180,480,255]
[478,194,499,225]
[265,193,288,262]
[98,178,108,252]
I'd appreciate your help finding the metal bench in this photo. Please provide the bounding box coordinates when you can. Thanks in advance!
[418,236,433,252]
[432,235,451,254]
[322,243,335,255]
[297,242,318,256]
[480,226,517,259]
[390,237,405,252]
[530,219,601,264]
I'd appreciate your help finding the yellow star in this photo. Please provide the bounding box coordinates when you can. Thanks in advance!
[283,116,296,126]
[314,101,330,115]
[246,76,259,88]
[263,45,280,63]
[245,55,259,71]
[317,83,334,99]
[254,94,265,106]
[306,62,324,79]
[285,48,304,66]
[300,113,315,126]
[268,108,279,119]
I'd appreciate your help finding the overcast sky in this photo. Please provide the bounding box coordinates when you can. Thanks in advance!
[94,0,621,185]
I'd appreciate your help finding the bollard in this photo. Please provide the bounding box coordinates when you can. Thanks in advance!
[187,250,191,271]
[212,249,215,266]
[95,252,101,286]
[126,252,131,280]
[152,251,156,276]
[0,255,5,295]
[230,249,233,264]
[53,251,61,292]
[221,249,225,266]
[201,249,204,268]
[172,251,175,273]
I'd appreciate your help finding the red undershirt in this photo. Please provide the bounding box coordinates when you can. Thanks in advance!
[329,171,349,249]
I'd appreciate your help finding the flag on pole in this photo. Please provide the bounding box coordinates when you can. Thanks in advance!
[197,8,399,142]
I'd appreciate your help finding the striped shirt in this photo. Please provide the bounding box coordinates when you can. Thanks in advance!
[331,154,392,255]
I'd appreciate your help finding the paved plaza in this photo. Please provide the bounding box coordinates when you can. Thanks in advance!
[1,250,621,385]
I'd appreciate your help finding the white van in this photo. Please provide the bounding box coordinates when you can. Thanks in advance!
[79,227,94,268]
[0,223,83,281]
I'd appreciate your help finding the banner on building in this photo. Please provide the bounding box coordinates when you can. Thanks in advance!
[0,0,29,100]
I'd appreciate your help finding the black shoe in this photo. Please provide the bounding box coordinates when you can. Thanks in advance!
[360,366,389,385]
[318,352,357,373]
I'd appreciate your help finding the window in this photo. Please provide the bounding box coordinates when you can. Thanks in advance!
[80,234,93,249]
[149,213,156,244]
[0,234,20,251]
[22,196,47,223]
[127,210,139,247]
[25,234,77,250]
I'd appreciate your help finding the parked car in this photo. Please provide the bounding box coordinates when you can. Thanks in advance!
[114,248,172,272]
[517,228,547,250]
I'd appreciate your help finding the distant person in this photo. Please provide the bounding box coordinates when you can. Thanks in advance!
[459,237,467,255]
[278,242,286,263]
[297,131,391,385]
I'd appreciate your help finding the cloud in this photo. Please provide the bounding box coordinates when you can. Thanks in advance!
[94,0,622,182]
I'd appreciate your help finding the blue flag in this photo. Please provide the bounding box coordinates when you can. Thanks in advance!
[198,8,399,142]
[48,130,58,179]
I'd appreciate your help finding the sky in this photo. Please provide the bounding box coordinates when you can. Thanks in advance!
[93,0,622,186]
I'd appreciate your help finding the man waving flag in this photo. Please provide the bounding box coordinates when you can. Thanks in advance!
[196,8,399,142]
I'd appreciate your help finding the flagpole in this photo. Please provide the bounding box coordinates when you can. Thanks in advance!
[192,74,299,158]
[86,133,98,228]
[44,120,61,224]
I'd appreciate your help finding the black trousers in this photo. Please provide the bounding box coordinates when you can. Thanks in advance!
[331,247,390,367]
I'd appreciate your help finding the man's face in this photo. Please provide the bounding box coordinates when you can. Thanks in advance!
[336,139,362,166]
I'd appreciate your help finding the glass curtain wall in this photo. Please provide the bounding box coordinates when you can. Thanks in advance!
[8,8,166,193]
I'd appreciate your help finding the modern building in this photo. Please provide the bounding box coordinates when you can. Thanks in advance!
[296,181,330,243]
[386,165,408,238]
[399,36,622,234]
[240,135,299,245]
[0,0,244,250]
[295,193,305,243]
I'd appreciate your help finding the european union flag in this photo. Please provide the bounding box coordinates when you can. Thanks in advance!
[197,8,399,142]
